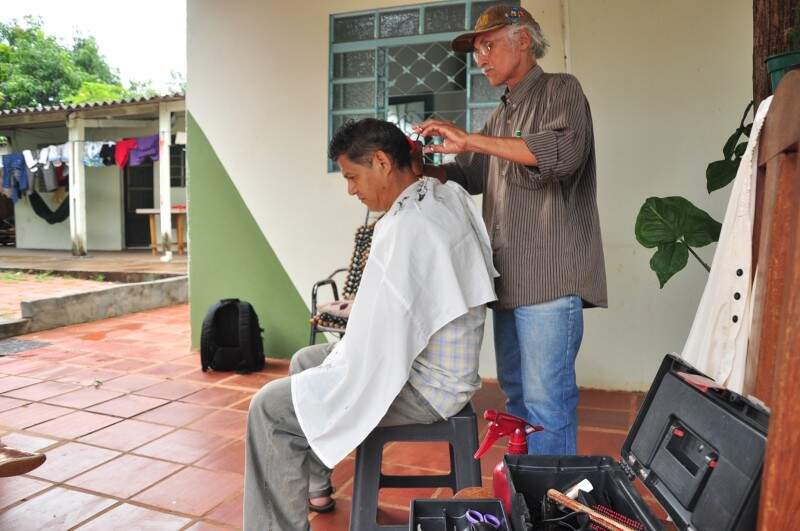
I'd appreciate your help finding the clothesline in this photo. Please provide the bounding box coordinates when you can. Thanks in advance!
[62,131,183,143]
[1,132,184,204]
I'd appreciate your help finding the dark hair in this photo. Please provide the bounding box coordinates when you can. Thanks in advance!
[328,118,412,169]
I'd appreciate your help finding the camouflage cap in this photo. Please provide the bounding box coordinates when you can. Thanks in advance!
[451,4,538,53]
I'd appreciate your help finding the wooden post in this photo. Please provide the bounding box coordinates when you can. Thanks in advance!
[158,103,173,259]
[749,70,800,530]
[67,116,87,256]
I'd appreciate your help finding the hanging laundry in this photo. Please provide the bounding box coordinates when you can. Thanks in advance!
[83,142,105,167]
[175,131,187,145]
[41,164,58,192]
[27,149,47,192]
[33,170,45,193]
[29,146,58,192]
[54,165,68,187]
[99,142,116,166]
[47,143,70,167]
[22,149,37,169]
[115,138,138,168]
[28,191,69,224]
[129,134,160,166]
[46,144,61,166]
[1,153,30,203]
[25,149,44,190]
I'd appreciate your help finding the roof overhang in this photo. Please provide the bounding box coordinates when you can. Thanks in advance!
[0,94,185,129]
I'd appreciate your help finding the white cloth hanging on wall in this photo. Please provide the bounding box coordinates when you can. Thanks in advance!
[681,96,773,393]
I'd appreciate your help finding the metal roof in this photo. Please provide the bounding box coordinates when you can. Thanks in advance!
[0,92,185,117]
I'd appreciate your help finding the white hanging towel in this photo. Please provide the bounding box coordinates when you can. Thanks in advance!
[681,96,773,393]
[292,177,498,468]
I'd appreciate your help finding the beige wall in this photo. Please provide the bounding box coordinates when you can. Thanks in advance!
[188,0,752,390]
[564,0,752,389]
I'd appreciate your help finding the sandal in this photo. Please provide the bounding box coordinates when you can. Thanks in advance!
[0,447,46,478]
[308,497,336,513]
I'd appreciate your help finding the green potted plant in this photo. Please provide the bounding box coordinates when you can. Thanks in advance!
[765,6,800,91]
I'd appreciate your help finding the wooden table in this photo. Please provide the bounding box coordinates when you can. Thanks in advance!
[135,208,187,255]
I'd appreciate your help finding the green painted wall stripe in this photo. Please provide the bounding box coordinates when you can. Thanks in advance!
[187,112,312,358]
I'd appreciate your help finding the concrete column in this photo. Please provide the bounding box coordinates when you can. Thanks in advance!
[67,116,87,256]
[158,103,173,260]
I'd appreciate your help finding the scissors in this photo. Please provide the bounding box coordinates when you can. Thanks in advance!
[463,509,501,529]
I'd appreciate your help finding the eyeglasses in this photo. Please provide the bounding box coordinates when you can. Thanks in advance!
[472,40,494,60]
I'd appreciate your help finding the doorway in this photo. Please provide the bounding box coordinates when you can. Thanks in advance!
[123,161,154,248]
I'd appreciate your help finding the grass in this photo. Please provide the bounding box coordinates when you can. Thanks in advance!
[1,270,55,281]
[0,271,25,282]
[0,270,112,283]
[0,270,92,282]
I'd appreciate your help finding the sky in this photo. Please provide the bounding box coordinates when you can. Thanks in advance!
[1,0,186,93]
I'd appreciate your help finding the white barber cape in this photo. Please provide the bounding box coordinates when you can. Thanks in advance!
[292,177,498,468]
[681,96,772,393]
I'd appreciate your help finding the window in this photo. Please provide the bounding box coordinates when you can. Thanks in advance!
[170,143,186,187]
[329,1,516,170]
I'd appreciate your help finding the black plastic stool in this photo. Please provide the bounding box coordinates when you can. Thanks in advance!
[348,402,483,531]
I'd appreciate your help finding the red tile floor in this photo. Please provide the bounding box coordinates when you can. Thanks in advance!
[0,304,665,530]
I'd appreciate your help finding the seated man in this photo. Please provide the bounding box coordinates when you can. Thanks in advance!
[244,118,498,531]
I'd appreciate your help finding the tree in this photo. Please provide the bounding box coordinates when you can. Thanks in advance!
[71,34,120,85]
[64,81,127,105]
[753,0,800,107]
[166,70,186,94]
[126,79,159,99]
[0,17,161,109]
[0,17,82,108]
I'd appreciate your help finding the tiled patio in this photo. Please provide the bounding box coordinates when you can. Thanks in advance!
[0,304,663,530]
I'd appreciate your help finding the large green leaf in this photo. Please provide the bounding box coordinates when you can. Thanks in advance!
[683,206,722,247]
[722,130,741,160]
[635,197,721,287]
[636,197,685,248]
[635,196,720,248]
[636,196,703,247]
[706,159,739,193]
[650,242,689,288]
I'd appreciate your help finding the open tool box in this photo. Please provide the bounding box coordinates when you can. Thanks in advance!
[505,354,770,531]
[410,499,510,530]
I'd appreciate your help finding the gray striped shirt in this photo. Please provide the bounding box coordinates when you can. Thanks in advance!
[444,65,607,310]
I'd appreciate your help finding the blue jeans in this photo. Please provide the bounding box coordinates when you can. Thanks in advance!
[494,295,584,455]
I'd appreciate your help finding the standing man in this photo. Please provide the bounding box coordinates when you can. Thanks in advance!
[414,5,606,455]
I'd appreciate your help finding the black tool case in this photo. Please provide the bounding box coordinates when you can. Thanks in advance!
[505,354,770,531]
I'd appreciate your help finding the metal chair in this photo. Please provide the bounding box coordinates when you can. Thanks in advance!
[309,210,377,344]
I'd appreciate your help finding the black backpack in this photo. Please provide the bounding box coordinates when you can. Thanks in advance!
[200,299,265,373]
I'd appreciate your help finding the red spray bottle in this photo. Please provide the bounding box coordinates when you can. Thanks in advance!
[473,410,543,513]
